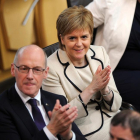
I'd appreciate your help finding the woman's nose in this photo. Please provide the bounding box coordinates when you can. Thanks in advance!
[76,39,82,47]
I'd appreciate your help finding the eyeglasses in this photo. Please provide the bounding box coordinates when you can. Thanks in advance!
[14,64,45,75]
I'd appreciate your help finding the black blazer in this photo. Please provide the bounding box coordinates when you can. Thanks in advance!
[0,86,86,140]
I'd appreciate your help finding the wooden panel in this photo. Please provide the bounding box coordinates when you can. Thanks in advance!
[2,0,36,50]
[35,0,67,48]
[0,11,16,70]
[0,69,12,82]
[0,0,37,70]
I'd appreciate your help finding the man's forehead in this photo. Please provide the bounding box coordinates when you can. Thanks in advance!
[110,125,134,140]
[19,46,42,54]
[17,49,45,64]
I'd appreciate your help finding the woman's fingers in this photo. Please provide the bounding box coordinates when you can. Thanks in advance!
[100,65,111,77]
[95,65,102,75]
[92,65,111,90]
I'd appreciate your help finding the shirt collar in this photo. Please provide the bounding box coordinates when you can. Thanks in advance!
[15,83,42,105]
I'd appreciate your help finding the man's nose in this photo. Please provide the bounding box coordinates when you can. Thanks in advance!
[27,69,34,79]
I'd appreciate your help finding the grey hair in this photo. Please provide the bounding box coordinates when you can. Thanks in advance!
[111,110,140,140]
[13,45,47,68]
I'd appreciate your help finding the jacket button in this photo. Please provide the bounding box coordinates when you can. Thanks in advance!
[95,106,100,110]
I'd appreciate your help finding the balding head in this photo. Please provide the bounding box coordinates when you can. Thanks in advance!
[14,45,47,68]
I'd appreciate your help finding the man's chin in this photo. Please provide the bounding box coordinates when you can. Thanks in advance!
[22,89,37,98]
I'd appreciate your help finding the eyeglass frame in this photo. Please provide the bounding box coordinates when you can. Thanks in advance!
[14,64,45,75]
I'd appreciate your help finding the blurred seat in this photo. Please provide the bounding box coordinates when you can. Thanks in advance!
[43,42,59,57]
[120,101,136,111]
[43,42,137,111]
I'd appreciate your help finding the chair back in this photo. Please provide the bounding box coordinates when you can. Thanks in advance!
[43,42,59,57]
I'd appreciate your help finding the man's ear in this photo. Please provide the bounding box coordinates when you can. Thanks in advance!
[43,66,49,79]
[11,63,15,77]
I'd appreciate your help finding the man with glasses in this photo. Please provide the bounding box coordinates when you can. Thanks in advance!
[0,45,86,140]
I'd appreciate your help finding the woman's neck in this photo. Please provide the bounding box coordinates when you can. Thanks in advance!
[65,50,88,67]
[71,56,87,67]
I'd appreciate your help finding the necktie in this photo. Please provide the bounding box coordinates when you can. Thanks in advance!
[28,99,46,131]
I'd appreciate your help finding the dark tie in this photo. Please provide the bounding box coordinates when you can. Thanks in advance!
[28,99,46,131]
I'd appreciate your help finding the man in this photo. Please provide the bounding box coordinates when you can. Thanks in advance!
[0,45,86,140]
[110,110,140,140]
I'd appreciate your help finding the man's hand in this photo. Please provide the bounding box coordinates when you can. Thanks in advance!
[47,100,78,138]
[60,125,73,140]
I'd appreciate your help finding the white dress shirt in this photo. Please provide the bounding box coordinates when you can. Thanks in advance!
[15,83,76,140]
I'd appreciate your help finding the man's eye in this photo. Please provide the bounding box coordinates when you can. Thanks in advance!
[20,67,28,70]
[34,68,41,72]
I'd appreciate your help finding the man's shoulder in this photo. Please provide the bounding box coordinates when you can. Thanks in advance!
[0,90,7,102]
[0,87,11,101]
[41,89,66,100]
[41,89,67,106]
[0,87,13,108]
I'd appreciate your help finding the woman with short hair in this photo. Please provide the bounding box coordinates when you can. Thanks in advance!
[42,6,122,140]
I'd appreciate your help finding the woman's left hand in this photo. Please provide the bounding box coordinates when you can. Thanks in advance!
[98,65,111,91]
[80,65,112,105]
[92,65,111,93]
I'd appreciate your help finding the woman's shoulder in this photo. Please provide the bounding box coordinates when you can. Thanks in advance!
[47,49,68,69]
[90,45,105,52]
[89,45,108,59]
[47,50,59,68]
[47,50,58,60]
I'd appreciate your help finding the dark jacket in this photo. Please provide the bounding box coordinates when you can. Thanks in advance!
[0,86,86,140]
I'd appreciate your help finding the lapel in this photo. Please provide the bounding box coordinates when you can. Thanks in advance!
[86,47,103,74]
[8,87,61,140]
[58,49,87,92]
[8,86,38,136]
[41,90,54,120]
[58,47,102,92]
[40,90,62,140]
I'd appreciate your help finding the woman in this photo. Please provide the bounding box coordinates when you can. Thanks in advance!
[86,0,140,111]
[42,6,122,140]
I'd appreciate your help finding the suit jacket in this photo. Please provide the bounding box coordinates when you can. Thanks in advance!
[42,45,122,140]
[86,0,137,71]
[0,86,86,140]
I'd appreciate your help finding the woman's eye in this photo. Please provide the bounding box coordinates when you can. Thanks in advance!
[69,37,75,40]
[82,35,88,39]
